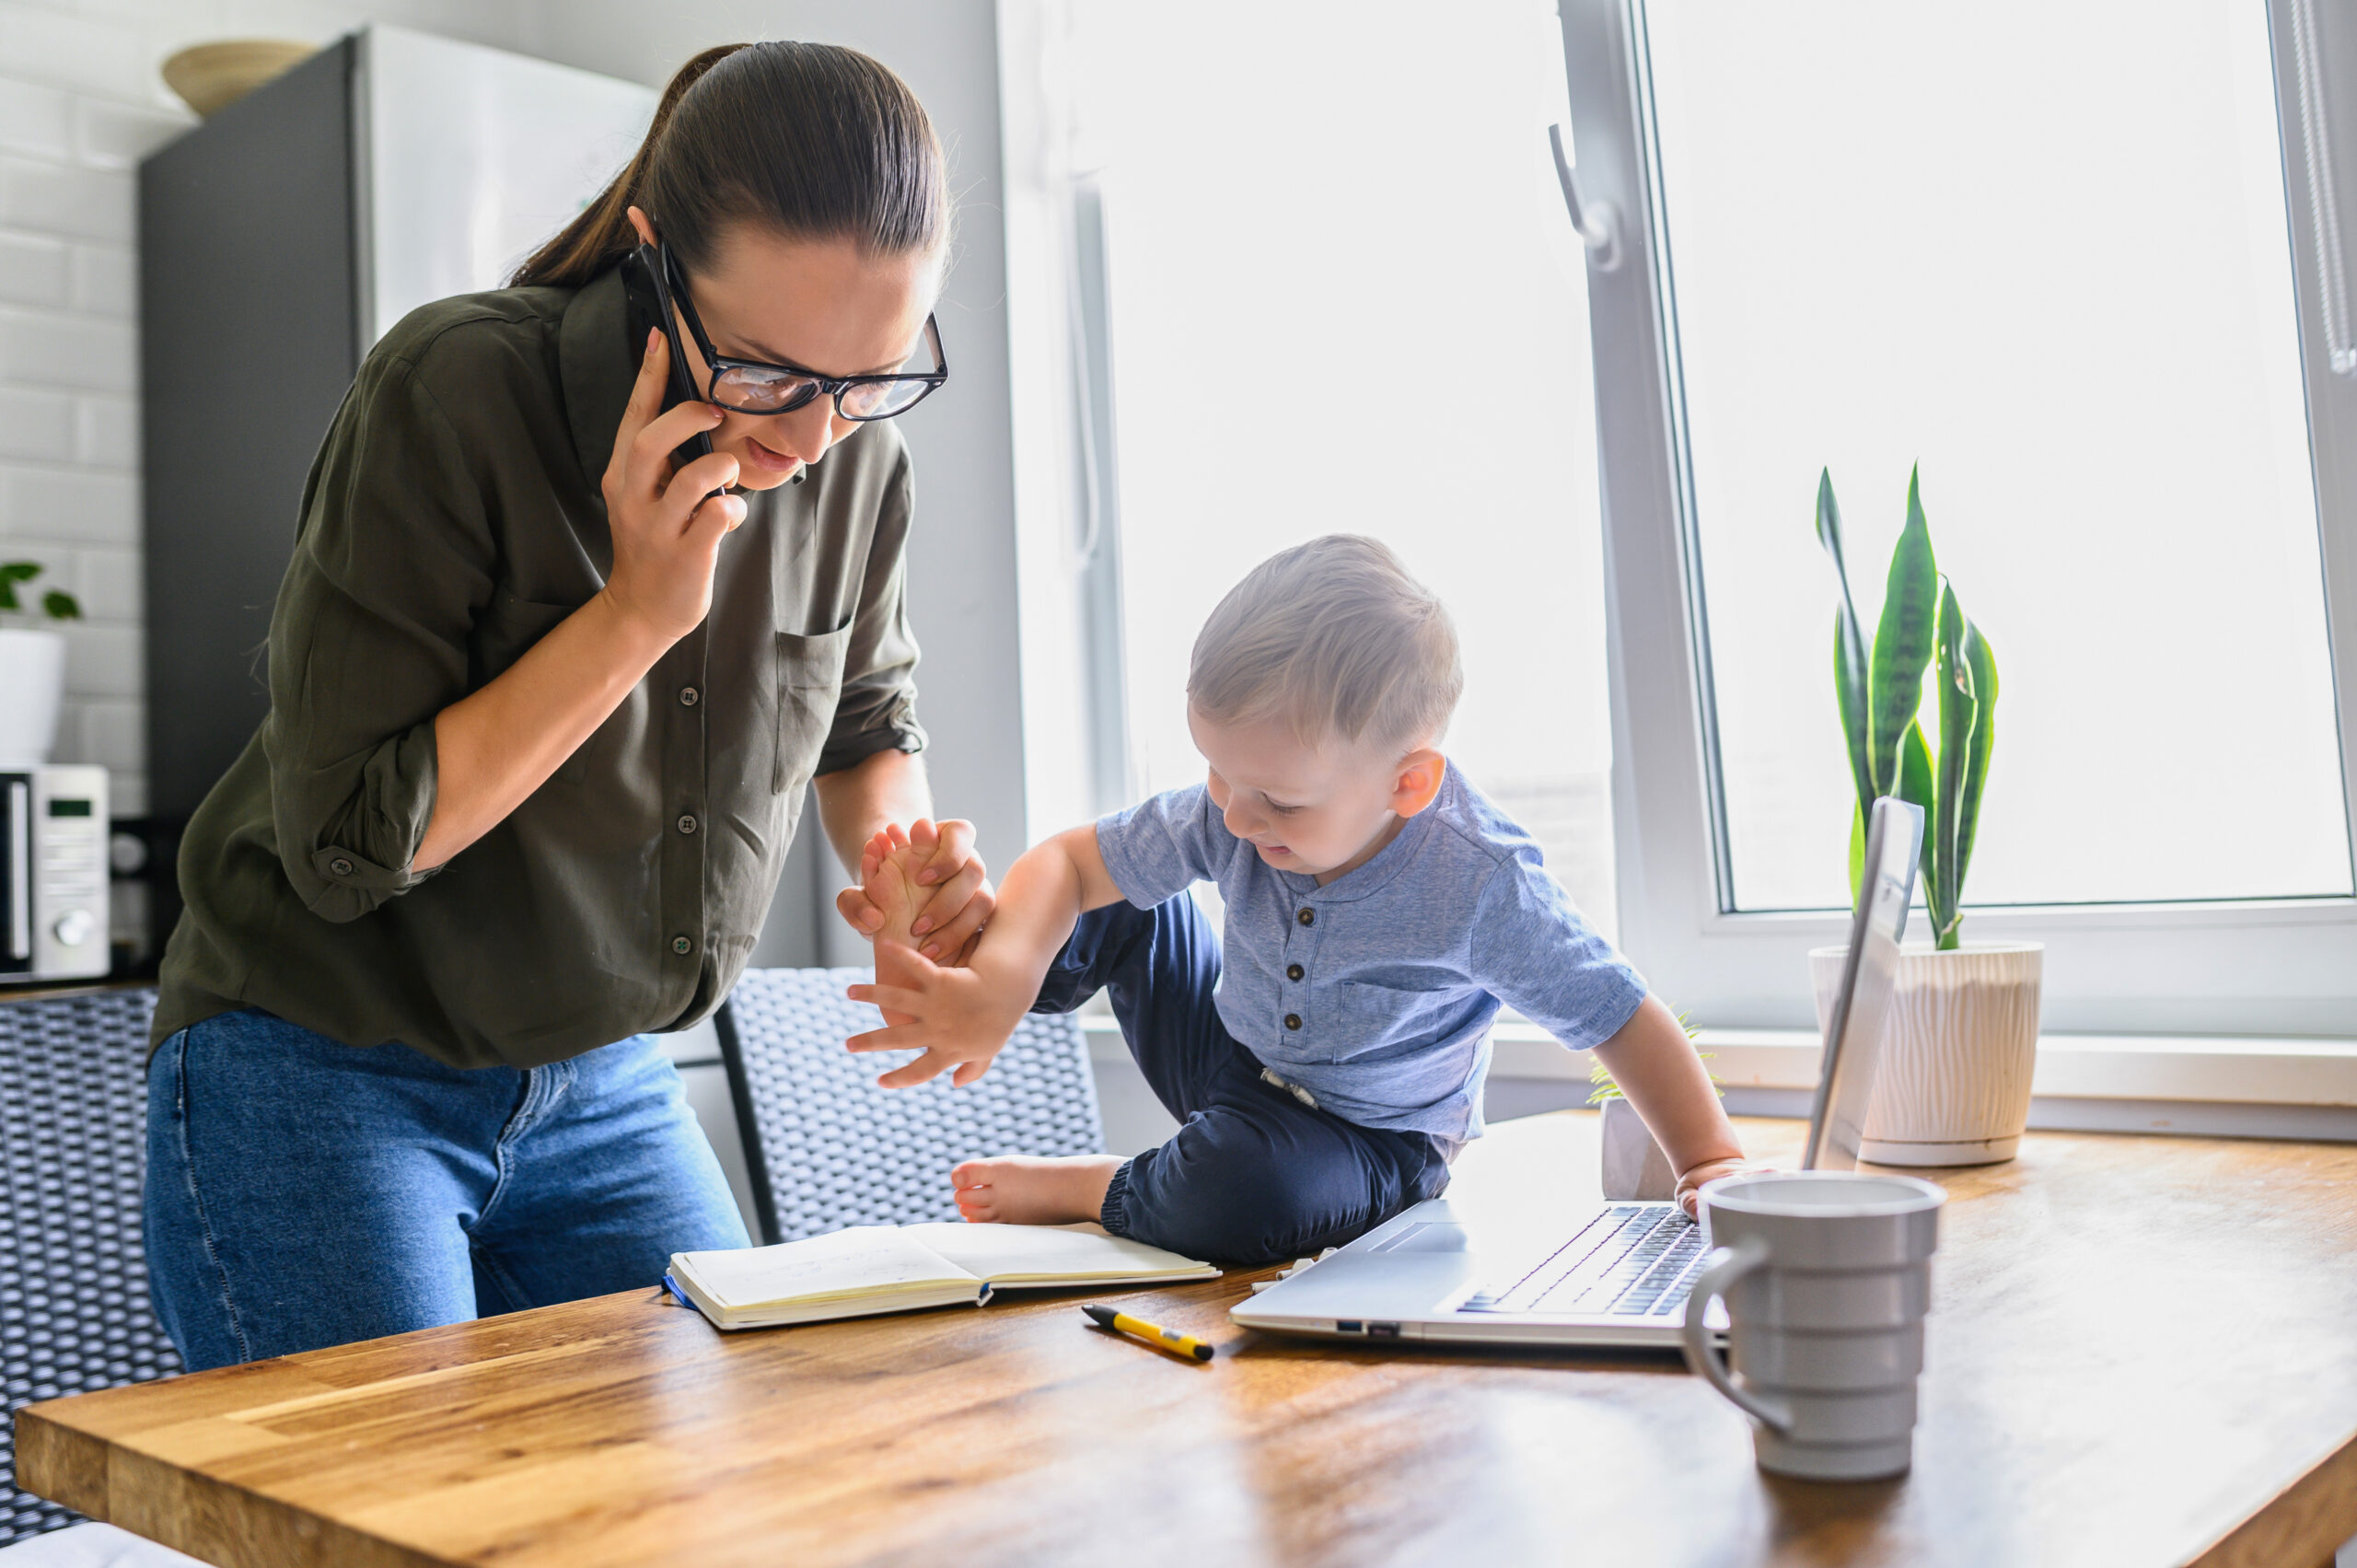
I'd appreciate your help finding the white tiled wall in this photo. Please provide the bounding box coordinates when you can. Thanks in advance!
[0,0,532,817]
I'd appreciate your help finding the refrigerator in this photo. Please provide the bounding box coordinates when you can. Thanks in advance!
[137,25,655,955]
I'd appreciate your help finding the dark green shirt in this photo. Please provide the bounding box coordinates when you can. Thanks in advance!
[154,267,926,1066]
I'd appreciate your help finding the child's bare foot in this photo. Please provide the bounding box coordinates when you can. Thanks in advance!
[952,1155,1123,1225]
[863,838,928,951]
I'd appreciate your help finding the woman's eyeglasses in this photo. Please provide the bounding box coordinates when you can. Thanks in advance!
[651,241,947,422]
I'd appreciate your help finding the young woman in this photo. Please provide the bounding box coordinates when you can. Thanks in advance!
[144,42,992,1370]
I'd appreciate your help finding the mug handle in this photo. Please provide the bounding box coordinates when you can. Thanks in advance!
[1680,1236,1794,1434]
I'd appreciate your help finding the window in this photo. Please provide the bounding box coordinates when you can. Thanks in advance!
[1560,0,2357,1032]
[1061,0,1622,934]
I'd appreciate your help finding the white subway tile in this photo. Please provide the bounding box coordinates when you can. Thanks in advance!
[73,543,137,619]
[0,8,148,102]
[0,74,68,159]
[1,461,140,544]
[73,96,186,169]
[71,696,142,770]
[0,155,133,242]
[57,617,140,698]
[0,226,65,306]
[73,392,134,466]
[67,240,131,316]
[0,309,134,391]
[0,382,71,459]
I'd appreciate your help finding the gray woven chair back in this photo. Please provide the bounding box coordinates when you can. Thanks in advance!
[715,967,1106,1245]
[1,988,180,1547]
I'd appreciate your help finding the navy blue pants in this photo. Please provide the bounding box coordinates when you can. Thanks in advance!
[1032,896,1451,1265]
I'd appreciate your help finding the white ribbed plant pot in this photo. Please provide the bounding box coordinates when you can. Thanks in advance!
[0,627,64,767]
[1598,1095,1678,1201]
[1809,941,2044,1167]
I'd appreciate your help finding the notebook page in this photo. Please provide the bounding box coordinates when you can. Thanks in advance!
[675,1226,980,1310]
[900,1222,1217,1285]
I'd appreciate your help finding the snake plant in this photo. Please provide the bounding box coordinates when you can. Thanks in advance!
[1815,466,1997,950]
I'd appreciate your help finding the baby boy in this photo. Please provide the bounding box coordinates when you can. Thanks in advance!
[847,535,1748,1264]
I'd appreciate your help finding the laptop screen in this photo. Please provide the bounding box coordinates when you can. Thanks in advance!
[1802,796,1925,1171]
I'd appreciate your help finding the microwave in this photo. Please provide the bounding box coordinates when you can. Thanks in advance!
[2,764,110,982]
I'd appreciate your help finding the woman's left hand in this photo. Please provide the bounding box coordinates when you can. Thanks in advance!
[835,818,995,963]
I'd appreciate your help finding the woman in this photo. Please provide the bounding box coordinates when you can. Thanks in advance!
[145,41,992,1370]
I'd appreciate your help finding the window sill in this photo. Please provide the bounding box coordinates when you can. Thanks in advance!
[1079,1018,2357,1142]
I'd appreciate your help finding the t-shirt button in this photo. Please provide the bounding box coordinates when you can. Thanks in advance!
[671,935,694,956]
[1286,963,1305,981]
[329,856,354,877]
[1284,1013,1303,1031]
[679,686,700,706]
[1296,908,1315,926]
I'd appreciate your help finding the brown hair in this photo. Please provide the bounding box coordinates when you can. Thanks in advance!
[1189,535,1464,752]
[511,41,947,288]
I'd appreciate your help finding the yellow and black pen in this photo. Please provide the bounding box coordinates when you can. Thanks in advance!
[1082,1303,1214,1362]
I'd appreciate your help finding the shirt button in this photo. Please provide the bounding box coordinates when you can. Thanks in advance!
[671,935,694,956]
[1296,908,1316,926]
[1284,1013,1304,1031]
[677,814,699,835]
[1286,963,1305,981]
[679,686,700,706]
[330,856,354,877]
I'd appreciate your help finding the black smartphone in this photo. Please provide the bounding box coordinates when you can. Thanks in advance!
[619,244,726,491]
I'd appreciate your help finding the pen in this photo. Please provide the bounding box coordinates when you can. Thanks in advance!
[1082,1303,1214,1362]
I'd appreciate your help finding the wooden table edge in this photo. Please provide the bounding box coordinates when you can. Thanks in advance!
[17,1397,453,1568]
[2188,1423,2357,1568]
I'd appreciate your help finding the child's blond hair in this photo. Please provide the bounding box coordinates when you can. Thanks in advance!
[1187,535,1462,752]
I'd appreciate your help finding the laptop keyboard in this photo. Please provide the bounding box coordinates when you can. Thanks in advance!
[1457,1205,1711,1318]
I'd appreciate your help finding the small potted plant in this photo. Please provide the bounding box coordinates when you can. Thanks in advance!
[1593,1018,1713,1201]
[1809,467,2041,1166]
[0,561,82,767]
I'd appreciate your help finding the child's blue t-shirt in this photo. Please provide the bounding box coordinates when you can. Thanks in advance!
[1092,766,1646,1143]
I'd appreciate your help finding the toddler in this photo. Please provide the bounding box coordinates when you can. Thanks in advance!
[848,535,1747,1264]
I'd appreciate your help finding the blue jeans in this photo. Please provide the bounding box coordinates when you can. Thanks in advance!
[1033,897,1451,1265]
[145,1008,749,1371]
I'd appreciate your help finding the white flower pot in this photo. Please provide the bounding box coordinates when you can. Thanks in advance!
[1809,941,2044,1167]
[1598,1094,1678,1200]
[0,627,64,767]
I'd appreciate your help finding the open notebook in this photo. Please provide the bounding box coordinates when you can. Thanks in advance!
[666,1223,1221,1330]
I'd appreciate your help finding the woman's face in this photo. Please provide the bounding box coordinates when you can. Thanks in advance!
[635,211,942,492]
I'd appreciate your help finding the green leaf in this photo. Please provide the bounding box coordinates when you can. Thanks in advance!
[1815,470,1874,814]
[41,588,80,621]
[1847,798,1866,900]
[1954,616,1998,902]
[0,560,36,614]
[1932,580,1976,947]
[1867,468,1940,796]
[1896,720,1939,944]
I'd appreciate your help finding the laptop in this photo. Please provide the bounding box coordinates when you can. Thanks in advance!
[1231,796,1926,1350]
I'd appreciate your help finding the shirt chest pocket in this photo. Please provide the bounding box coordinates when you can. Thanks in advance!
[1318,978,1434,1063]
[775,617,854,794]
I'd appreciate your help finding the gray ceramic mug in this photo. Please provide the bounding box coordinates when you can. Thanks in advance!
[1680,1171,1946,1481]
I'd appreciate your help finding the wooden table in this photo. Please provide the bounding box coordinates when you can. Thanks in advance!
[18,1113,2357,1568]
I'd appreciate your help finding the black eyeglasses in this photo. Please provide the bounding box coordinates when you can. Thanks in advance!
[648,242,947,422]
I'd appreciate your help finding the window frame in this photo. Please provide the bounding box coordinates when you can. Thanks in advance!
[1556,0,2357,1036]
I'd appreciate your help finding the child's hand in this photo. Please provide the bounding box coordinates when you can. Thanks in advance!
[844,945,1034,1089]
[1676,1156,1771,1219]
[834,819,994,963]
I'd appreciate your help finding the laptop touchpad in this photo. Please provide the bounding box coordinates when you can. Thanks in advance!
[1369,1222,1469,1254]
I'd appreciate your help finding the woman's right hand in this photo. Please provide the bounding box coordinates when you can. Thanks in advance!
[596,328,748,644]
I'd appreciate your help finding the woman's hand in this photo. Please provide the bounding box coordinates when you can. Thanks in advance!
[596,328,748,644]
[835,818,995,962]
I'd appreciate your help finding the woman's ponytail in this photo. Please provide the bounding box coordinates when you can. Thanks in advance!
[510,41,947,290]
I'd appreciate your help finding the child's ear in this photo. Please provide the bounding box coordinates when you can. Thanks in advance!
[1391,748,1446,818]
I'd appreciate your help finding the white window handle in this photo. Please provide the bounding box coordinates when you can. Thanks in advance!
[2290,0,2356,376]
[1548,122,1620,273]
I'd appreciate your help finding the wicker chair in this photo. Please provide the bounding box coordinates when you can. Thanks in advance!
[714,968,1106,1245]
[0,990,180,1549]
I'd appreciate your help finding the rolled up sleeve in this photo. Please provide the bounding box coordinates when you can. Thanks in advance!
[265,347,494,923]
[817,446,927,774]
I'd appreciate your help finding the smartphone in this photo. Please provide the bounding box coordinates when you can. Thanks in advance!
[620,244,727,494]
